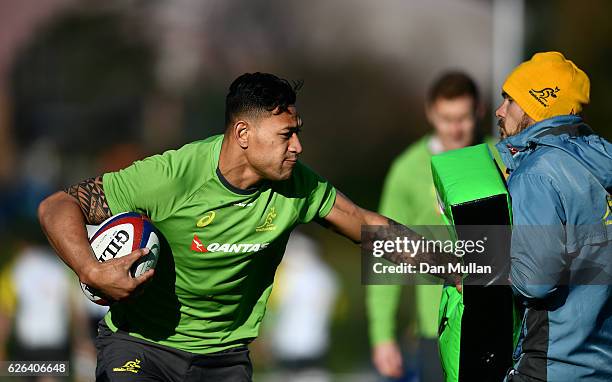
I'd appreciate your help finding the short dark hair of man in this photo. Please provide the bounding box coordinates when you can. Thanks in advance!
[427,71,480,106]
[225,72,302,127]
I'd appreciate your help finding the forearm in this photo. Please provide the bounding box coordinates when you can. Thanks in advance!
[366,218,444,265]
[360,212,458,282]
[39,177,154,301]
[326,205,389,244]
[38,192,98,283]
[325,193,457,280]
[361,208,391,227]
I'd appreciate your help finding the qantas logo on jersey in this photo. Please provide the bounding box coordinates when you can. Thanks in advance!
[191,235,207,252]
[206,242,270,253]
[191,234,269,253]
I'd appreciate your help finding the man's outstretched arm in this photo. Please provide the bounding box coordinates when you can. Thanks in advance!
[38,176,153,301]
[321,191,389,243]
[323,191,459,283]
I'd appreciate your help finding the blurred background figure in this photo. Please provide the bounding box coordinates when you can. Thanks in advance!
[366,72,501,382]
[259,231,339,382]
[0,227,71,382]
[0,220,96,382]
[0,137,98,381]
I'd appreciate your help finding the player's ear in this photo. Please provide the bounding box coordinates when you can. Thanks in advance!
[233,120,249,149]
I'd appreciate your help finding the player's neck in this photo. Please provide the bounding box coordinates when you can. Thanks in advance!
[218,138,263,190]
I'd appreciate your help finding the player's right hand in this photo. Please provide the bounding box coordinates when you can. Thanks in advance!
[82,248,155,301]
[372,341,403,378]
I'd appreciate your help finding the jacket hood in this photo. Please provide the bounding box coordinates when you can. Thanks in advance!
[496,115,612,191]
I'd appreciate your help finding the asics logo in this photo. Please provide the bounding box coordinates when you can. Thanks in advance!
[196,211,216,228]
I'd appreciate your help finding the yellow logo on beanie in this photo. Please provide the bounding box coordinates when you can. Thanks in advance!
[502,52,589,122]
[529,87,560,107]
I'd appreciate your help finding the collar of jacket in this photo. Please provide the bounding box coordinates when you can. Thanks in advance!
[495,115,583,173]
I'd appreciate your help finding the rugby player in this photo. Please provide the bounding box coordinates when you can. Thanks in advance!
[38,73,446,381]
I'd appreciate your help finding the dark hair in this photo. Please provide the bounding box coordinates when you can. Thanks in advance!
[225,72,302,126]
[427,71,480,105]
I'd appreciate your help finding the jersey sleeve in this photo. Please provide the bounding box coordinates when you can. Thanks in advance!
[294,162,337,224]
[103,150,196,221]
[366,284,402,345]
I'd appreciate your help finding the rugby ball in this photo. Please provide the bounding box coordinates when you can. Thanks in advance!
[80,212,161,305]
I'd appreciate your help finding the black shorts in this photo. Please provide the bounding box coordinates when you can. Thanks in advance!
[95,321,252,382]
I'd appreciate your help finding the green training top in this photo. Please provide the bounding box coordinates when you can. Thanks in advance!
[102,134,337,354]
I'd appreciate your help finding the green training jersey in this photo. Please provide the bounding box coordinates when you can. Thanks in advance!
[102,134,337,354]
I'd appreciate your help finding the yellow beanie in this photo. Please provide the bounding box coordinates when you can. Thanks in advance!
[502,51,590,122]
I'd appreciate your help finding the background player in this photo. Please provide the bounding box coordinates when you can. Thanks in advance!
[366,72,500,381]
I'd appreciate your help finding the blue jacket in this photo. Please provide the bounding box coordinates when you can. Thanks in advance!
[496,115,612,382]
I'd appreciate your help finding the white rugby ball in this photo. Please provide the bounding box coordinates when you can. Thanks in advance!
[80,212,161,305]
